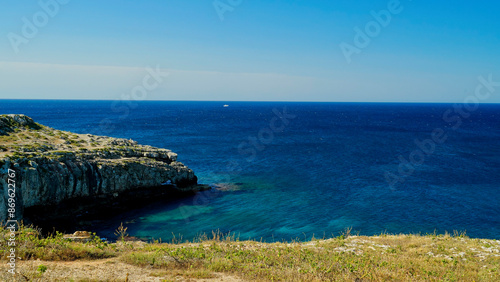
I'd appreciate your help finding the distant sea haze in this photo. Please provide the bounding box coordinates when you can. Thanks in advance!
[2,100,499,241]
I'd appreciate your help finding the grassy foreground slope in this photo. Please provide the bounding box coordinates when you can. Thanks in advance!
[1,225,499,281]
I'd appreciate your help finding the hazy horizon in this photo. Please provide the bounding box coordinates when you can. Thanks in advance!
[2,99,500,104]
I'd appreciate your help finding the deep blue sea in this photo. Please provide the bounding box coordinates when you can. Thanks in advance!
[1,100,499,241]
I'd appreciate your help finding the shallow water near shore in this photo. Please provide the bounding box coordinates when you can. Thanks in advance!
[2,100,499,241]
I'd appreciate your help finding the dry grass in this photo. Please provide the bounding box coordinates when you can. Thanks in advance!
[0,225,117,262]
[0,124,104,159]
[1,225,499,281]
[120,232,500,281]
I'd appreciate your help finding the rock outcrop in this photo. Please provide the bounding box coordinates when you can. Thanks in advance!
[0,114,206,223]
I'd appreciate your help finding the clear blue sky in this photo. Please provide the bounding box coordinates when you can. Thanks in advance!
[0,0,499,102]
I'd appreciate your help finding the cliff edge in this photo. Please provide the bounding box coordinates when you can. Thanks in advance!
[0,114,205,223]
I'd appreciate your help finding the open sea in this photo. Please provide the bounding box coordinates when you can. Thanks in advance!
[1,100,499,241]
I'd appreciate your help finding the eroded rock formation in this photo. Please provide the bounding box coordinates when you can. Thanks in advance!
[0,114,205,223]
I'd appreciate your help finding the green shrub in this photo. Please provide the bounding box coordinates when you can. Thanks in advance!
[37,265,47,273]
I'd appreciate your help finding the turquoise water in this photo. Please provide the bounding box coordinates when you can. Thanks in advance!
[1,100,499,241]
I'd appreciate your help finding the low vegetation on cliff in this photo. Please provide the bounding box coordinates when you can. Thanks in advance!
[0,114,178,164]
[0,224,499,281]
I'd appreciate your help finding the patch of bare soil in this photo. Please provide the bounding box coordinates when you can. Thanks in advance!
[1,258,245,282]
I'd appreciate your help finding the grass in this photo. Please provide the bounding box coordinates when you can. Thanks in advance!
[1,225,499,281]
[121,231,500,281]
[0,125,138,161]
[0,224,116,261]
[0,116,174,164]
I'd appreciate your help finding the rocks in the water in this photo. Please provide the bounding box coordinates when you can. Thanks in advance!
[212,183,242,191]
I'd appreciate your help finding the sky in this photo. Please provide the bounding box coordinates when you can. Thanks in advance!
[0,0,499,102]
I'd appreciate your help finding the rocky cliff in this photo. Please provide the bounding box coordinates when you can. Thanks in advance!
[0,114,205,223]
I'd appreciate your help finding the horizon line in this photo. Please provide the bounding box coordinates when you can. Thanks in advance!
[1,98,500,104]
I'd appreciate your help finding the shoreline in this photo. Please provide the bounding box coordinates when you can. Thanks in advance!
[23,184,210,237]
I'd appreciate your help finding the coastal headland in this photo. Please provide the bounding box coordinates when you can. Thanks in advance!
[0,114,208,229]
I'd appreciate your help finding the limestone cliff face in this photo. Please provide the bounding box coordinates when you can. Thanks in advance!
[0,114,202,222]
